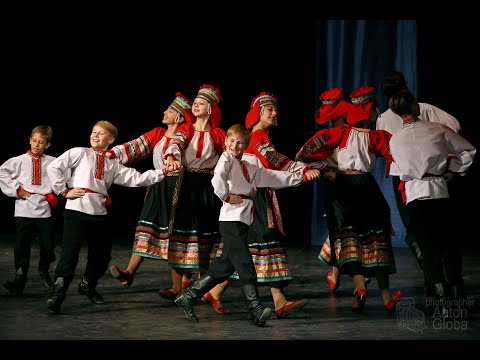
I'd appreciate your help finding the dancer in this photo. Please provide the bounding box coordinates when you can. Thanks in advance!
[159,85,226,301]
[376,70,461,296]
[0,125,57,294]
[388,89,475,313]
[107,92,194,289]
[46,120,166,314]
[205,92,323,318]
[295,88,354,294]
[174,124,319,326]
[296,86,402,313]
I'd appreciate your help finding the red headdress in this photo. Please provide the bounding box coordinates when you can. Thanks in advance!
[245,92,278,130]
[347,86,376,126]
[195,84,222,128]
[314,88,350,125]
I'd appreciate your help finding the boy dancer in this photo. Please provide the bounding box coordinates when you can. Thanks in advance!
[174,124,320,326]
[46,120,166,314]
[0,125,57,294]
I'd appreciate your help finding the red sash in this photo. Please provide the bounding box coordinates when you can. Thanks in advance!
[398,180,406,204]
[84,189,112,206]
[45,193,58,209]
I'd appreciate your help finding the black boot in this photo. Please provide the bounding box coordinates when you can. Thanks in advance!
[432,282,450,318]
[46,277,69,314]
[407,239,424,270]
[406,239,434,297]
[174,275,217,322]
[38,269,53,288]
[38,253,55,288]
[78,276,105,305]
[449,280,471,318]
[3,267,27,295]
[241,283,272,327]
[450,280,466,300]
[424,279,434,298]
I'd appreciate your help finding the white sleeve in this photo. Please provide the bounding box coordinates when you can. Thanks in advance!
[254,167,304,190]
[444,127,476,175]
[112,164,165,187]
[0,156,21,197]
[211,152,231,202]
[421,104,461,133]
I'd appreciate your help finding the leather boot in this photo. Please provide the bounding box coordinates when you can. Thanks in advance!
[3,267,27,295]
[38,270,53,288]
[407,239,424,270]
[432,282,450,318]
[46,277,70,314]
[424,279,434,298]
[78,276,105,304]
[174,275,217,322]
[241,283,272,327]
[449,280,469,318]
[450,280,466,300]
[406,239,434,297]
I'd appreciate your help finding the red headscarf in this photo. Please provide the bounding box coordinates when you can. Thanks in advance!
[347,86,376,126]
[245,92,278,130]
[314,88,350,125]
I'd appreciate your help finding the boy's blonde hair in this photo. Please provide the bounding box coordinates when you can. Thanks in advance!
[94,120,118,140]
[31,125,53,143]
[226,124,251,147]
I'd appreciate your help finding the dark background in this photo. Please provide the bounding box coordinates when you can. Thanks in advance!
[2,16,478,248]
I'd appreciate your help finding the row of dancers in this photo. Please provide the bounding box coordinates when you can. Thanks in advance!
[0,73,476,326]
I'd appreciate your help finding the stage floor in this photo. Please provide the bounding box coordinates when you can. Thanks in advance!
[1,234,479,342]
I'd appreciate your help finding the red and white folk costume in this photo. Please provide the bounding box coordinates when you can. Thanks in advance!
[295,88,350,269]
[202,150,308,295]
[47,144,165,298]
[48,147,165,215]
[0,151,57,218]
[296,86,397,280]
[212,152,307,226]
[389,92,476,301]
[163,85,226,271]
[0,150,57,285]
[239,92,323,285]
[109,93,193,261]
[389,119,474,204]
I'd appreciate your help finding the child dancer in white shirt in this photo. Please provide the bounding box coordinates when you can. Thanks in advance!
[46,120,166,315]
[0,125,57,294]
[388,90,476,312]
[174,124,320,326]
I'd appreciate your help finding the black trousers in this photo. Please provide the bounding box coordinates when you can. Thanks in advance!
[206,221,257,287]
[391,176,417,250]
[408,198,463,286]
[54,210,112,283]
[14,217,55,272]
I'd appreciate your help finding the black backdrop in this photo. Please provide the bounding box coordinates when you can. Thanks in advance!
[2,17,478,248]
